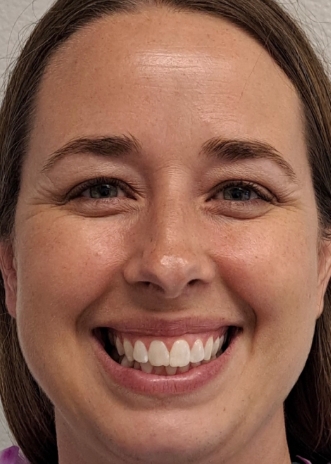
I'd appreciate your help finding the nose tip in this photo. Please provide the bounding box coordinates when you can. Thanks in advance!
[124,252,215,299]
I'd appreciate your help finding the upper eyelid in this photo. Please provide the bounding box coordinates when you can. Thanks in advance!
[67,177,132,200]
[65,177,275,202]
[210,180,275,199]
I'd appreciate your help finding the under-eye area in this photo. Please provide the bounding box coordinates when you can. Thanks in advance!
[93,326,239,375]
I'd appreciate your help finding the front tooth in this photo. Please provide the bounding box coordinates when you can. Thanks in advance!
[190,339,205,363]
[148,341,170,366]
[115,337,125,356]
[211,337,220,357]
[123,339,134,362]
[133,340,148,363]
[154,366,164,375]
[170,340,191,367]
[165,365,177,375]
[141,361,153,374]
[204,336,213,361]
[178,364,190,373]
[191,362,201,367]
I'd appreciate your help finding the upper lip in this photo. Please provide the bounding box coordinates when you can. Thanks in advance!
[93,317,242,337]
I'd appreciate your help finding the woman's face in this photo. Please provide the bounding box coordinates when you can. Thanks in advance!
[2,8,331,464]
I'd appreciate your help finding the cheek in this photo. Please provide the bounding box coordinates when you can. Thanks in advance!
[210,215,319,334]
[14,214,129,328]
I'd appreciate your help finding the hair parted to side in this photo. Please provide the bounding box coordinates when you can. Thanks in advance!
[0,0,331,463]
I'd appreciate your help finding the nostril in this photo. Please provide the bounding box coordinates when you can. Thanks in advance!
[142,281,162,292]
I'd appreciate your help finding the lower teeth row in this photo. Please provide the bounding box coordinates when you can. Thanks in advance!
[119,353,221,375]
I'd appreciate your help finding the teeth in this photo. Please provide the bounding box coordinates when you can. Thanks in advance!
[123,339,134,362]
[133,340,148,363]
[170,340,190,367]
[148,340,170,367]
[178,365,190,373]
[165,365,177,375]
[191,362,201,367]
[211,337,220,357]
[113,330,229,371]
[121,355,134,368]
[190,339,205,363]
[141,361,153,373]
[115,337,125,356]
[204,336,213,361]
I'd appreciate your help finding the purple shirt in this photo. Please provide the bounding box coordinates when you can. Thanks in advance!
[0,447,28,464]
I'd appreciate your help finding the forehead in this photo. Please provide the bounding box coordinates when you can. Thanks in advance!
[29,7,305,170]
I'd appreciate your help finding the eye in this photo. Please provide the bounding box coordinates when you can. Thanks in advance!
[67,177,133,201]
[222,185,258,201]
[81,182,125,199]
[212,181,273,203]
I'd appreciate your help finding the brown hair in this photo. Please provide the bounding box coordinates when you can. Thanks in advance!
[0,0,331,463]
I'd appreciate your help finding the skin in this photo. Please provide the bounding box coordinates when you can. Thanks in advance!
[1,7,331,464]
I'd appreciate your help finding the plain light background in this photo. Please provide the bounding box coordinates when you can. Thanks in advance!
[0,0,331,451]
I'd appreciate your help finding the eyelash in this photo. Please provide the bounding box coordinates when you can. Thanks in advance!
[210,180,274,203]
[66,177,134,201]
[65,177,274,204]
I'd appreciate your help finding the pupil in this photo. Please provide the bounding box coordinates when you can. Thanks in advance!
[90,184,117,198]
[225,187,250,201]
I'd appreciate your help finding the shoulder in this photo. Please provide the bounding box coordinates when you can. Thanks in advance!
[0,446,28,464]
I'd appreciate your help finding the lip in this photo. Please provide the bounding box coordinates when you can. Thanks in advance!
[91,316,240,336]
[92,325,239,396]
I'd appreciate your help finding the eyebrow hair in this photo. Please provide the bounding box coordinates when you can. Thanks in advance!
[201,137,297,183]
[41,134,297,183]
[41,134,142,173]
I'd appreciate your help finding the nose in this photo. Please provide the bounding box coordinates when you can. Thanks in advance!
[123,200,216,299]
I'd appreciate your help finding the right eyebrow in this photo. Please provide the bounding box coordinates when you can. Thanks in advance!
[41,134,142,173]
[200,137,298,184]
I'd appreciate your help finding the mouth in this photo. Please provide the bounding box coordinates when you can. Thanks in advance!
[93,325,239,377]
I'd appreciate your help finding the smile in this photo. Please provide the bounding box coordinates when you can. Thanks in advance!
[93,323,240,394]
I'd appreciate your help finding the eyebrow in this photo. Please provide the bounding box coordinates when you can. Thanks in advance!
[201,137,297,183]
[42,134,142,173]
[42,134,297,183]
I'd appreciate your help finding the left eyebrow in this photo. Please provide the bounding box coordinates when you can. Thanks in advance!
[200,137,298,184]
[41,134,142,173]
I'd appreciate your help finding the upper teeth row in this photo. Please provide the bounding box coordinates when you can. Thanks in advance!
[113,334,225,368]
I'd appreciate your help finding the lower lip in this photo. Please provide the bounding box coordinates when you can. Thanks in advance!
[92,333,238,396]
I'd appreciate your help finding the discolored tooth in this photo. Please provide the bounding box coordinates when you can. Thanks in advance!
[123,339,134,362]
[170,340,191,367]
[141,361,153,374]
[134,361,140,370]
[204,336,213,361]
[190,339,204,363]
[133,340,148,363]
[211,337,220,357]
[148,341,170,367]
[178,365,189,373]
[191,362,201,367]
[121,355,134,368]
[154,366,164,375]
[115,337,125,356]
[165,366,177,375]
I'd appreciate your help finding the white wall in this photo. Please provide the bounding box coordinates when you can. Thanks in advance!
[0,0,331,451]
